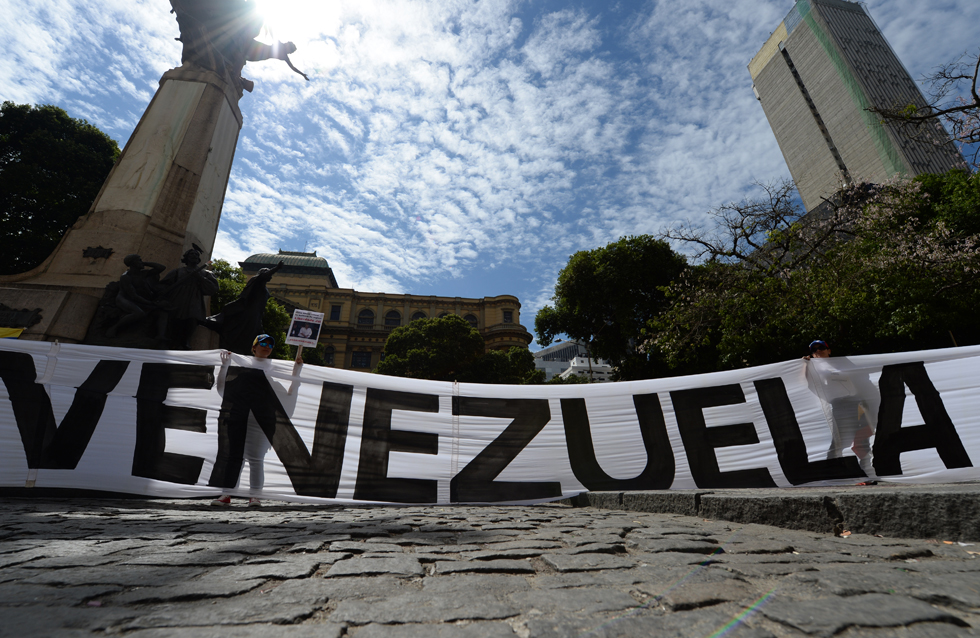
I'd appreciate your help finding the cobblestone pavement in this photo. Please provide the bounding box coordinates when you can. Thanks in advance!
[1,498,977,637]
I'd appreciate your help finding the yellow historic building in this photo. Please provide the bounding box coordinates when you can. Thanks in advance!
[241,251,534,370]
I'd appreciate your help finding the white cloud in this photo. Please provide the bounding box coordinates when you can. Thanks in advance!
[4,0,976,342]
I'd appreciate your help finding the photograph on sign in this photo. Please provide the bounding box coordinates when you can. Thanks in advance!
[285,309,324,348]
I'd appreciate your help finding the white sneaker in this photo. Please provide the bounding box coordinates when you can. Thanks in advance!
[248,498,262,507]
[211,495,232,506]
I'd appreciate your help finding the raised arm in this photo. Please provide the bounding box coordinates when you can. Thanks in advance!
[245,41,310,81]
[284,56,310,81]
[216,350,232,396]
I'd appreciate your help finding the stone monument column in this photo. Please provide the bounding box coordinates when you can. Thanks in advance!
[0,0,308,345]
[85,65,244,271]
[0,65,243,343]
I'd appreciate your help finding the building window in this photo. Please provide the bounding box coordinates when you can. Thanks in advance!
[438,312,449,318]
[351,351,372,368]
[385,310,401,327]
[464,314,478,329]
[503,310,513,323]
[357,309,375,325]
[330,305,342,321]
[323,346,335,366]
[411,311,426,321]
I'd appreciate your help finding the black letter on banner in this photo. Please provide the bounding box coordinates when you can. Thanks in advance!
[873,362,972,476]
[135,363,214,484]
[354,388,439,504]
[670,384,776,488]
[754,378,865,484]
[0,351,128,469]
[451,397,562,502]
[561,394,674,490]
[306,381,353,498]
[209,368,354,497]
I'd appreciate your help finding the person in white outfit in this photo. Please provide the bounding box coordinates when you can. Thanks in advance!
[804,339,877,480]
[211,334,276,507]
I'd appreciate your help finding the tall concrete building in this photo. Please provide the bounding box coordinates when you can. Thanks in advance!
[749,0,963,211]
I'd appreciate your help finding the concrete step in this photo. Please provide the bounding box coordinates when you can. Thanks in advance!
[567,483,980,542]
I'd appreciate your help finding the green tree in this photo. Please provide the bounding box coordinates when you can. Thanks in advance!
[0,102,120,274]
[209,258,248,285]
[376,315,484,381]
[535,235,687,380]
[546,372,592,385]
[376,314,542,384]
[651,173,980,373]
[914,169,980,235]
[210,259,291,360]
[463,346,545,385]
[262,301,292,360]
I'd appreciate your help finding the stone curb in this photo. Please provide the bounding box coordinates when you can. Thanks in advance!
[566,483,980,541]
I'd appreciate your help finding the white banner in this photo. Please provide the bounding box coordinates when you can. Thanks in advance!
[1,340,978,504]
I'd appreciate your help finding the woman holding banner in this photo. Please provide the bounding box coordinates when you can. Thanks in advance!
[211,334,277,507]
[804,339,877,478]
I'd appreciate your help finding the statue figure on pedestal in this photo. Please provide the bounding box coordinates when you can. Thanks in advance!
[169,0,310,94]
[160,246,220,350]
[202,260,284,355]
[105,255,168,340]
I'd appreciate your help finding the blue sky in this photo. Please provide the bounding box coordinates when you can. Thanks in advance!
[2,0,978,345]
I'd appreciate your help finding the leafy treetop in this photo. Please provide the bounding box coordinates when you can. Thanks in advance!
[650,171,980,372]
[535,235,687,381]
[0,102,120,274]
[377,314,543,384]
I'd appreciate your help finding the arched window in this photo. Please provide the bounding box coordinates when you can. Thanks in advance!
[385,310,401,327]
[358,309,375,325]
[438,312,449,318]
[464,314,478,329]
[411,311,426,322]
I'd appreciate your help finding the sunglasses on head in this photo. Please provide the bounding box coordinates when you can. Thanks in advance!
[256,339,274,347]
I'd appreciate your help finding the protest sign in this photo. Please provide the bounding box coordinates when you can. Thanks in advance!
[286,310,323,349]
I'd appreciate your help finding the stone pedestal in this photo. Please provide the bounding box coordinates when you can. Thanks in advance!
[0,64,242,344]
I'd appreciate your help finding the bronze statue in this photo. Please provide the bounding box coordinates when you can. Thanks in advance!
[160,246,220,349]
[169,0,310,94]
[105,254,168,340]
[202,260,283,355]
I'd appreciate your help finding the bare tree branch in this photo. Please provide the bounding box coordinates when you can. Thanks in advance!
[658,180,865,275]
[869,50,980,169]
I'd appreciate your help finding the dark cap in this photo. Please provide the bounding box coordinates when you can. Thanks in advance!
[809,340,829,353]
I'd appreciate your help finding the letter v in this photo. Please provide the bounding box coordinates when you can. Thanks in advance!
[0,351,129,469]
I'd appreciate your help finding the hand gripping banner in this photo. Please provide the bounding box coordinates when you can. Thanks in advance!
[0,340,977,504]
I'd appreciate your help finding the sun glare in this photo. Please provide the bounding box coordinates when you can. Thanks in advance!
[253,0,342,44]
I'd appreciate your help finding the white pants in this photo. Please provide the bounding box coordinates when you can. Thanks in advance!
[223,415,272,496]
[244,415,272,492]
